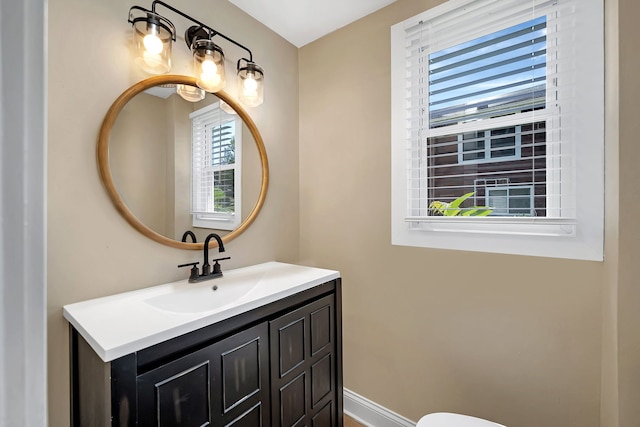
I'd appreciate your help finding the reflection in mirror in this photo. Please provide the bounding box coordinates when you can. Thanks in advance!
[189,101,241,231]
[108,84,262,244]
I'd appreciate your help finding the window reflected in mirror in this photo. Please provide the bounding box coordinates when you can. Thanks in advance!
[190,102,242,230]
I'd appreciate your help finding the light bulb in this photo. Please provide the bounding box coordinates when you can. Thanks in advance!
[200,58,220,89]
[201,58,218,75]
[243,74,258,97]
[143,33,163,55]
[198,56,222,90]
[200,72,221,88]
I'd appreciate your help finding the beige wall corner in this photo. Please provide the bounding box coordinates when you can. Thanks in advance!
[617,0,640,425]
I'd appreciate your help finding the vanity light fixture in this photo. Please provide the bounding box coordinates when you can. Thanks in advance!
[129,7,175,74]
[237,59,264,107]
[190,30,226,92]
[128,1,265,106]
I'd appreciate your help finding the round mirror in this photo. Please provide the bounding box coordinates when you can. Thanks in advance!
[97,75,268,250]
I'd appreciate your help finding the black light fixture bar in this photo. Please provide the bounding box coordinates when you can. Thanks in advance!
[148,0,254,63]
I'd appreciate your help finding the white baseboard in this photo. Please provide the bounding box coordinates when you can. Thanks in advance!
[344,388,416,427]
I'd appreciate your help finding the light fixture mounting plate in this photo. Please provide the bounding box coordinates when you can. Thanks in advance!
[185,25,209,48]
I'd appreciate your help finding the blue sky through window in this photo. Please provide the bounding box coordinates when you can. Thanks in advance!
[428,16,547,126]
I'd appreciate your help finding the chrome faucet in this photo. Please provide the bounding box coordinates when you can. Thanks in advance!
[178,233,229,282]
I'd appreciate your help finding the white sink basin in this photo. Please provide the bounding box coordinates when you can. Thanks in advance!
[143,275,260,314]
[63,262,340,361]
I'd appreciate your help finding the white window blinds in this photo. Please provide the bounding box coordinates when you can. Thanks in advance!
[190,102,241,229]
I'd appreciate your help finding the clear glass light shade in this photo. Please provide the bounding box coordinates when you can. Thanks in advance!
[193,40,226,92]
[176,84,205,102]
[132,15,173,74]
[237,63,264,107]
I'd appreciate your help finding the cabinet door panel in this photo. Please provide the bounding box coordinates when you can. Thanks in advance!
[214,324,270,425]
[312,401,333,427]
[225,402,263,427]
[270,295,335,427]
[279,372,307,427]
[277,317,306,377]
[311,354,332,407]
[138,348,213,427]
[156,362,210,427]
[310,305,332,356]
[221,337,262,412]
[138,322,269,427]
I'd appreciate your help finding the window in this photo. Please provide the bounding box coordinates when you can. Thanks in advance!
[391,0,604,260]
[458,126,523,164]
[486,185,533,216]
[190,102,242,231]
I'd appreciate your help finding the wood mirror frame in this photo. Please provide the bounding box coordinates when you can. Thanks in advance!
[97,75,269,250]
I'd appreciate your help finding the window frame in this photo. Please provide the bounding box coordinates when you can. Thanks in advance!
[190,102,243,231]
[390,0,604,260]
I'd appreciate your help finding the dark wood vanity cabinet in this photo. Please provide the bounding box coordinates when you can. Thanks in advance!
[70,279,342,427]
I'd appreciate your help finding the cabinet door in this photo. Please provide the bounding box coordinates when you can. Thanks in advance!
[137,322,270,427]
[270,295,336,427]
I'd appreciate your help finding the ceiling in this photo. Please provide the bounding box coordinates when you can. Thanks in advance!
[228,0,398,47]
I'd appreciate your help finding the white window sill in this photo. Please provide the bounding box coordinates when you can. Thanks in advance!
[193,215,239,232]
[392,216,603,261]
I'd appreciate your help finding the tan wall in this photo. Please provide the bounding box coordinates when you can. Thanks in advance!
[616,0,640,425]
[299,1,611,426]
[46,0,299,425]
[110,92,170,235]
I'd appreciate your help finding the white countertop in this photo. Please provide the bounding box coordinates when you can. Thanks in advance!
[63,262,340,362]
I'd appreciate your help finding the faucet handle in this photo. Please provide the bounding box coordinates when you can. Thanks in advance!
[211,257,231,275]
[178,262,200,281]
